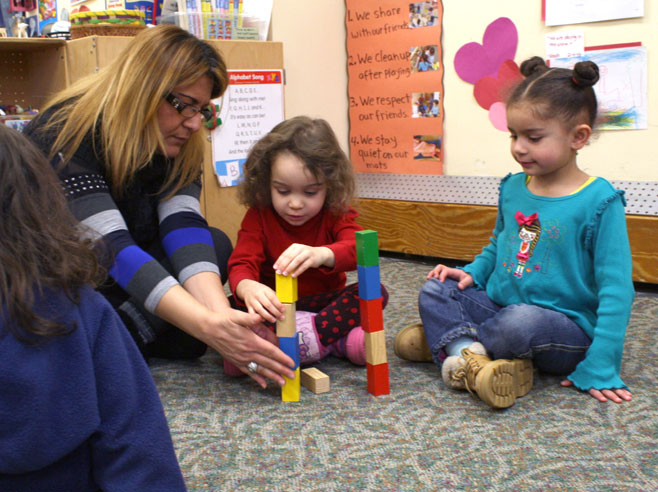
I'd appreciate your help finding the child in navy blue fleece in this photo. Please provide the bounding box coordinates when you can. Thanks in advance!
[0,124,187,492]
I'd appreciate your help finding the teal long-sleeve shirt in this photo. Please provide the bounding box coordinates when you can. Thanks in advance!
[464,173,634,391]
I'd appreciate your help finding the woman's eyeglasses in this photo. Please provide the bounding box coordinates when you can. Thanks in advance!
[165,93,214,122]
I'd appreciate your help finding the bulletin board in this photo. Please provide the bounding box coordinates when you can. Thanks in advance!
[345,0,444,175]
[348,2,657,284]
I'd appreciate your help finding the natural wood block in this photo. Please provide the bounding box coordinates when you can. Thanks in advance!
[365,330,387,365]
[275,273,298,303]
[301,367,330,394]
[276,303,296,337]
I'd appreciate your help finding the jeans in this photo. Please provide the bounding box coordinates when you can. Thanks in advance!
[418,278,592,375]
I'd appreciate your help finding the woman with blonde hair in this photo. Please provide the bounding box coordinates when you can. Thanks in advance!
[25,25,295,388]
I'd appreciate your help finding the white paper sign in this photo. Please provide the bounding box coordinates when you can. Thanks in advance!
[545,0,644,27]
[211,70,284,187]
[545,30,584,60]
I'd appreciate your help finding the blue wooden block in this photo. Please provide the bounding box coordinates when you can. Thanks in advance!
[279,334,300,369]
[357,264,381,300]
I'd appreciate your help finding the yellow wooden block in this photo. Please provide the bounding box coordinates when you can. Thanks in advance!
[276,303,296,337]
[275,273,298,303]
[301,367,330,394]
[365,330,387,365]
[282,367,300,401]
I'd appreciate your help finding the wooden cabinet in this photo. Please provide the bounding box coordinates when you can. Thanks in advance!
[0,38,67,109]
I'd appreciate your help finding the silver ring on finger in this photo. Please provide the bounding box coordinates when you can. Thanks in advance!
[247,361,259,374]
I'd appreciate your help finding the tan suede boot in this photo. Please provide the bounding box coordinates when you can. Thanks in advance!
[394,322,433,362]
[441,342,487,390]
[457,348,533,409]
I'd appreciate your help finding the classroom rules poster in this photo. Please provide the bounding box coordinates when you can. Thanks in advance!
[346,0,444,174]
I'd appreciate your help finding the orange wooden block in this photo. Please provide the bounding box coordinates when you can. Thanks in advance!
[365,330,387,365]
[359,297,384,333]
[366,362,390,396]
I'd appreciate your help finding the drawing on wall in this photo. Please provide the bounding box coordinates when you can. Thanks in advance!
[551,45,648,130]
[453,17,522,132]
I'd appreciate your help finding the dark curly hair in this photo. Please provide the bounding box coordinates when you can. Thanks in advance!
[238,116,356,215]
[507,56,600,128]
[0,124,105,343]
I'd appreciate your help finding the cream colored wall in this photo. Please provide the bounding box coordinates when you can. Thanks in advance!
[54,1,656,181]
[270,0,349,153]
[272,1,657,182]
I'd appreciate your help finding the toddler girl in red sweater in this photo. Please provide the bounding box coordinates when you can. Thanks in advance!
[226,116,388,375]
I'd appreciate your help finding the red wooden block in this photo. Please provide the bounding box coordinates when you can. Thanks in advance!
[366,362,390,396]
[359,297,383,334]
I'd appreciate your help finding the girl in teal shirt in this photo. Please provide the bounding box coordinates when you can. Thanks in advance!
[395,57,634,409]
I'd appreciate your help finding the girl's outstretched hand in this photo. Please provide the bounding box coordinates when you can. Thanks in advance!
[561,379,633,403]
[236,279,285,323]
[274,243,334,277]
[427,264,473,290]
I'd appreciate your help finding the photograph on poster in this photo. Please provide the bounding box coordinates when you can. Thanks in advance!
[409,1,438,28]
[410,45,439,72]
[412,92,441,118]
[413,135,441,160]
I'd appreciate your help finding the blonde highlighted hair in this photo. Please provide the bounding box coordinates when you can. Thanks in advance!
[36,25,228,197]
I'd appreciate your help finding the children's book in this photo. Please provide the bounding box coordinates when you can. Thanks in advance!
[38,0,57,32]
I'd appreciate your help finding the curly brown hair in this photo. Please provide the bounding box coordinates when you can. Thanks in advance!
[0,124,105,343]
[238,116,356,215]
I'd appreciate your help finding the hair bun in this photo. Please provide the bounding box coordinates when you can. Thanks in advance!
[519,56,549,77]
[572,61,600,87]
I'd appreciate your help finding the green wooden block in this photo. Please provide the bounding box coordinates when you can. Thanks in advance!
[355,230,379,266]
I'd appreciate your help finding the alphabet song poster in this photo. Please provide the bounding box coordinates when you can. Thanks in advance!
[346,0,444,174]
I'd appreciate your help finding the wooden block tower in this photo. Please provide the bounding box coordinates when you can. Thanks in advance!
[355,230,390,396]
[276,273,300,401]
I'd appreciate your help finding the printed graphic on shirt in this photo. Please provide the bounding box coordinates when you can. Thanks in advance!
[502,212,569,279]
[509,211,542,279]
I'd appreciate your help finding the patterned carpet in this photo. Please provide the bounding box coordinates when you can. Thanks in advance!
[150,256,658,492]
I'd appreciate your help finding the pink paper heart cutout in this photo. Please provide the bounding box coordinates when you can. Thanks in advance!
[454,17,518,84]
[488,101,508,132]
[474,59,522,109]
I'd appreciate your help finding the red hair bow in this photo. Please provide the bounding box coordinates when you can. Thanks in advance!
[515,211,538,226]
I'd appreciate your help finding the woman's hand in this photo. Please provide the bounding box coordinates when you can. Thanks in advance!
[561,379,633,403]
[273,243,334,277]
[236,279,285,323]
[199,307,295,388]
[155,284,294,388]
[427,264,473,290]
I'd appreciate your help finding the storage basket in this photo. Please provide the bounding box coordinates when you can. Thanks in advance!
[69,10,146,39]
